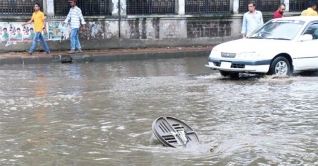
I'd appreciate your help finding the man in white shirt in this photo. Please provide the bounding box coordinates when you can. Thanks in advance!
[241,2,264,38]
[62,0,86,54]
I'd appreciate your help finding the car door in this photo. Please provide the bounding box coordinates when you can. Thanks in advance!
[293,22,318,70]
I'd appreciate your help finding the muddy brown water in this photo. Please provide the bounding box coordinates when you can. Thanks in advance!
[0,57,318,165]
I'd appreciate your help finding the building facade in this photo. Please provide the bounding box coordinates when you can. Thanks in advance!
[0,0,302,52]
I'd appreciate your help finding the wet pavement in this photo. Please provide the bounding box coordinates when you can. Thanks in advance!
[0,46,212,57]
[0,46,212,65]
[0,57,318,165]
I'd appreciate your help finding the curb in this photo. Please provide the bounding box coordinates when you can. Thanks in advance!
[0,50,210,65]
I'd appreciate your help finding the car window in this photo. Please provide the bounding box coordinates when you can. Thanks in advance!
[270,23,302,38]
[247,20,305,40]
[303,23,318,39]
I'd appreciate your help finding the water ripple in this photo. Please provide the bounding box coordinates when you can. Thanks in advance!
[0,59,318,165]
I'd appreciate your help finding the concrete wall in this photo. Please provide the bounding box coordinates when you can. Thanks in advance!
[0,0,301,53]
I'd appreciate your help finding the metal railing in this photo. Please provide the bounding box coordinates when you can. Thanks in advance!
[239,0,281,13]
[185,0,230,14]
[0,0,43,15]
[289,0,307,11]
[54,0,111,16]
[127,0,175,15]
[1,0,310,16]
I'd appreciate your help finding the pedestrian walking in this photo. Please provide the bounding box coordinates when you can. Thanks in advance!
[301,1,318,16]
[241,2,264,38]
[273,3,286,18]
[22,3,50,55]
[62,0,86,54]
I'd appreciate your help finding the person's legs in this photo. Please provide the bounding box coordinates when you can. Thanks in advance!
[69,28,78,53]
[29,32,40,54]
[74,30,82,52]
[38,33,50,53]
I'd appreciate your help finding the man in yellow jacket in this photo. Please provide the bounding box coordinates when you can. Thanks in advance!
[301,2,318,16]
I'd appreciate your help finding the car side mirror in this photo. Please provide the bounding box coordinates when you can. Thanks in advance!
[298,34,313,42]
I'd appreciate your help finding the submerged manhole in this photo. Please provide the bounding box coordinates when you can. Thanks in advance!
[152,116,199,148]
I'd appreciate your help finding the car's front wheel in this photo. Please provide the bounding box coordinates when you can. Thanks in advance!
[268,56,291,76]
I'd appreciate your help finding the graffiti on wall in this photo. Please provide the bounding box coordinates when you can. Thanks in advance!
[82,21,105,40]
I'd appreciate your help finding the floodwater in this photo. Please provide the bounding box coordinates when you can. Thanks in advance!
[0,57,318,166]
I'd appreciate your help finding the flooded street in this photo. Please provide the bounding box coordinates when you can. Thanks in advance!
[1,57,318,165]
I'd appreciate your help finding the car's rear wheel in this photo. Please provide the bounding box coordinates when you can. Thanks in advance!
[268,57,291,76]
[219,71,239,78]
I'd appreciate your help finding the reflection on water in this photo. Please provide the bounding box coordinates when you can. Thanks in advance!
[0,57,318,165]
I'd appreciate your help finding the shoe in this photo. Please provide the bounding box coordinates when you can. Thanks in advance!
[26,50,32,55]
[45,51,50,54]
[68,50,75,54]
[76,49,82,53]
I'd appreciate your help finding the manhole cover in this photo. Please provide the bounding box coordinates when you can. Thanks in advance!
[152,116,199,148]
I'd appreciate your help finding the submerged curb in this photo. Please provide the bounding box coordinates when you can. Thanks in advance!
[0,49,211,65]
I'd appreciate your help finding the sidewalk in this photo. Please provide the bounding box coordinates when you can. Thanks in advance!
[0,46,213,65]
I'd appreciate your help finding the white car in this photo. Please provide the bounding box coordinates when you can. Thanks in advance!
[205,16,318,77]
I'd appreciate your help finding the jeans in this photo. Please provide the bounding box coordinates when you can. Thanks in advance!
[29,32,50,53]
[70,28,81,50]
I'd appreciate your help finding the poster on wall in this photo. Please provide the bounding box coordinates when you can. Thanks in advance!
[0,22,9,42]
[22,23,35,41]
[9,22,24,42]
[1,22,52,44]
[48,21,71,41]
[23,23,50,41]
[42,24,49,41]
